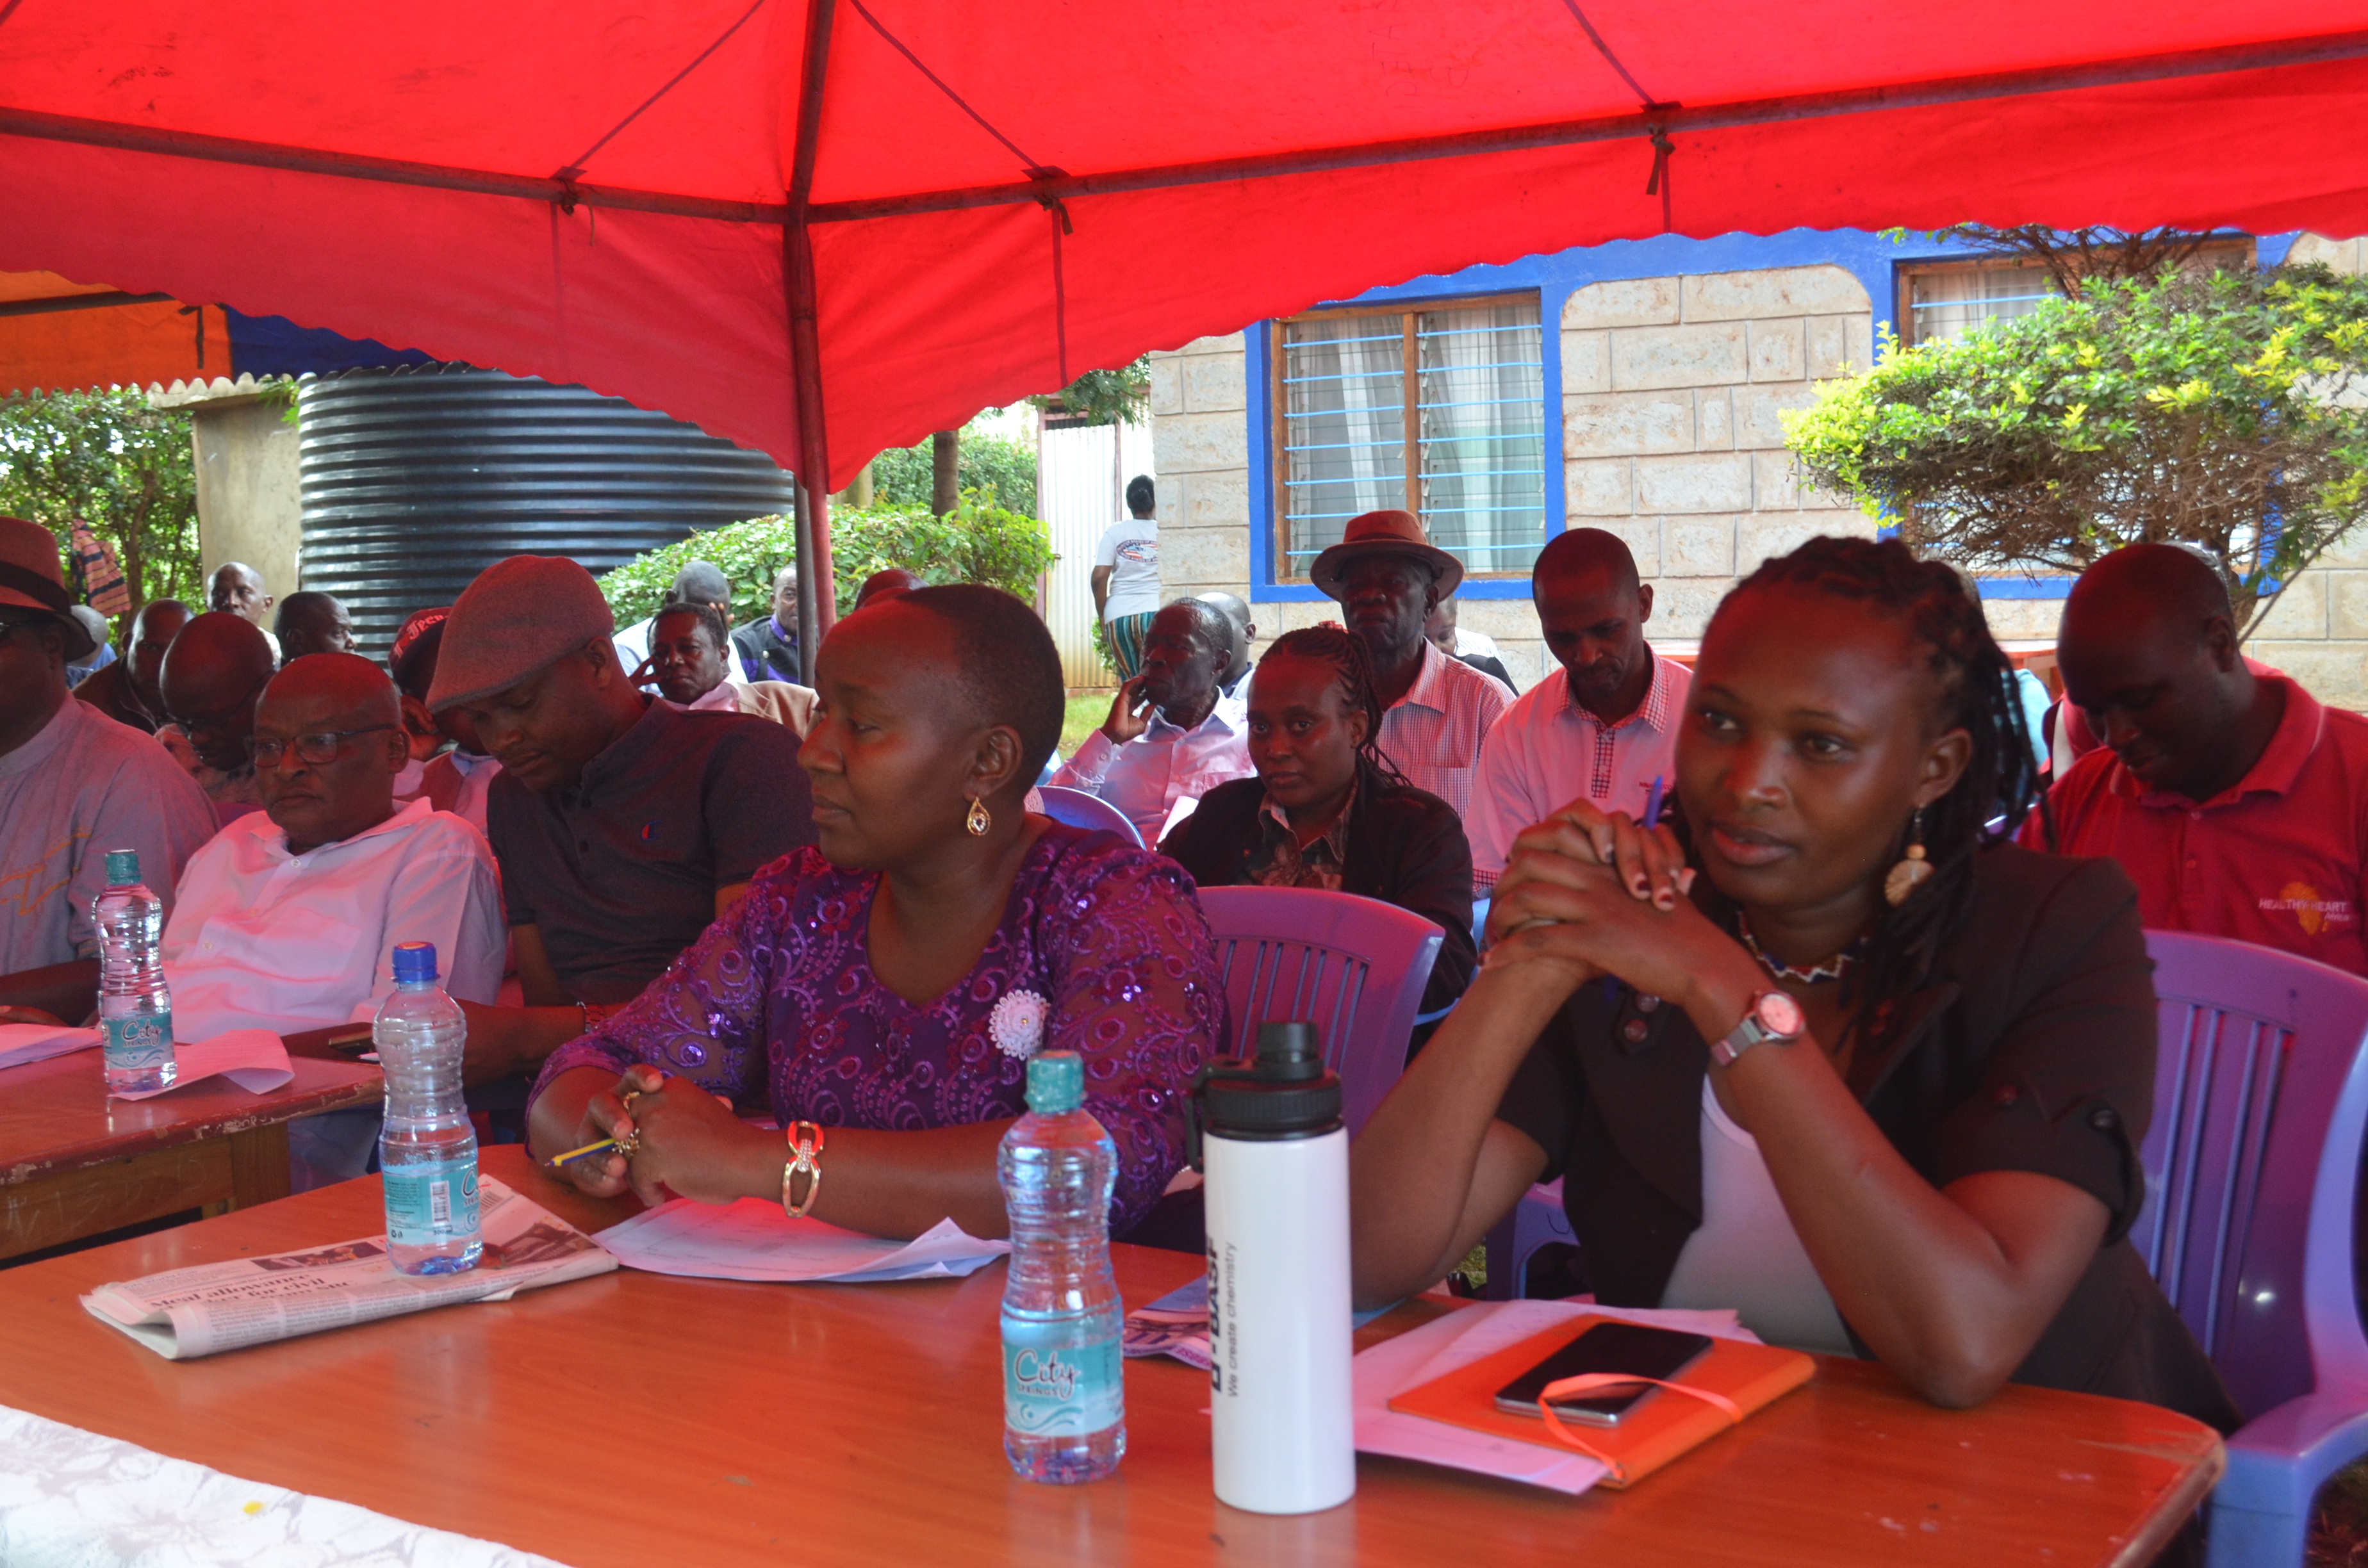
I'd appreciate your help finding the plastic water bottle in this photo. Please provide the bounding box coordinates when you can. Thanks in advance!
[375,942,481,1275]
[93,849,176,1096]
[998,1050,1125,1483]
[1194,1020,1355,1514]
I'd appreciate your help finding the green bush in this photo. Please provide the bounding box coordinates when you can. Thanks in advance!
[867,430,1038,516]
[598,488,1057,628]
[1784,263,2368,635]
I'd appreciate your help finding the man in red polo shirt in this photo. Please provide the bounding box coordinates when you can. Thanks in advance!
[2028,543,2368,974]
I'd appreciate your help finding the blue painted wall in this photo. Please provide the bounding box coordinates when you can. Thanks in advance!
[1244,227,2295,606]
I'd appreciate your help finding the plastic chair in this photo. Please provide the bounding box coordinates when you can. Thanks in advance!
[1481,1179,1573,1301]
[2135,930,2368,1567]
[1195,886,1442,1135]
[1034,784,1144,848]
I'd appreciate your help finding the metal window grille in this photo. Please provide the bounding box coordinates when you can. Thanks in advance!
[1276,294,1545,580]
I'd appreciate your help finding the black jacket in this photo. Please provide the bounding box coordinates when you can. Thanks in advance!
[1160,762,1477,1027]
[1499,842,2241,1431]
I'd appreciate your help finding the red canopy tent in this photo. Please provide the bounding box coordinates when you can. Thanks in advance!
[4,1,2366,645]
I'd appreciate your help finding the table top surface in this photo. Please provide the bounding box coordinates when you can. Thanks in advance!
[0,1046,381,1186]
[0,1145,2222,1568]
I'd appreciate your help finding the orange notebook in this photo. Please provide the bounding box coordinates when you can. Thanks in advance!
[1386,1314,1815,1489]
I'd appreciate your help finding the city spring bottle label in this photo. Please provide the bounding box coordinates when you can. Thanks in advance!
[1003,1339,1122,1437]
[384,1157,480,1246]
[103,1012,172,1072]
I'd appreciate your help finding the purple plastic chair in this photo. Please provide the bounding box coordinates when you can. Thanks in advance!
[1195,886,1442,1135]
[1034,784,1144,848]
[2137,930,2368,1568]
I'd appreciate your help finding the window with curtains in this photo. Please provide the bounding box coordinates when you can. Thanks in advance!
[1898,241,2253,346]
[1274,295,1547,581]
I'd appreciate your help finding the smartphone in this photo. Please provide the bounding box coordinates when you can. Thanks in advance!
[1492,1321,1713,1427]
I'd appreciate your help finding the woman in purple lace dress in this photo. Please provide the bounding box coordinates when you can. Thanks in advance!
[528,586,1224,1239]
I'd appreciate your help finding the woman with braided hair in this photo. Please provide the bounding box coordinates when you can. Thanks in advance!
[1160,624,1476,1044]
[1353,536,2235,1434]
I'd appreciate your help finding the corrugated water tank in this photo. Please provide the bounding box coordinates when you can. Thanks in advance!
[298,364,794,655]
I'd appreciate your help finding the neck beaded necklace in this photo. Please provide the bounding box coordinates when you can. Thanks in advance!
[1735,911,1862,984]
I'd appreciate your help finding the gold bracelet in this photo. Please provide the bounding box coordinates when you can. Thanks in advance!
[782,1120,826,1219]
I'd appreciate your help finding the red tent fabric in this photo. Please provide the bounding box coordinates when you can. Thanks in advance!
[4,1,2366,625]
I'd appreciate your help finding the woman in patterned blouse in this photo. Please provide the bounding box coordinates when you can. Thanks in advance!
[527,585,1224,1238]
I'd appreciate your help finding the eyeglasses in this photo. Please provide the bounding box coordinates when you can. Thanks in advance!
[249,725,399,768]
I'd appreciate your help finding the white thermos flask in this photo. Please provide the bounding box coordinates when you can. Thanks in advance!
[1192,1020,1355,1514]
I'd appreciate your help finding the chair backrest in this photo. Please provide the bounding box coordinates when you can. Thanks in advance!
[1033,785,1144,847]
[1196,886,1443,1135]
[2136,929,2368,1421]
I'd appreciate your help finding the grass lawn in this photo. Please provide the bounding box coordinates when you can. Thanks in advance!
[1061,690,1116,759]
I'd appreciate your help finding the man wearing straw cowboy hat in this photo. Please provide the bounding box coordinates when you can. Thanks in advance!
[0,517,213,1022]
[1310,509,1513,819]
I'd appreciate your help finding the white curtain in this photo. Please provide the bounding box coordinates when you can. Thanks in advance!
[1417,302,1545,577]
[1907,264,2058,345]
[1281,315,1406,569]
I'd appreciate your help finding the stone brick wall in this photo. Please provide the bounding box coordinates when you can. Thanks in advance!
[1151,245,2368,706]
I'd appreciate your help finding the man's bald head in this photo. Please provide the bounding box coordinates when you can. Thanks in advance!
[252,652,407,853]
[275,590,354,660]
[1196,591,1255,686]
[2057,543,2261,801]
[126,598,190,710]
[854,568,925,612]
[1532,527,1654,720]
[160,611,278,771]
[208,560,272,626]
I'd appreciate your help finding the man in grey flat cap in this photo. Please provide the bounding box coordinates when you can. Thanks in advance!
[431,555,816,1035]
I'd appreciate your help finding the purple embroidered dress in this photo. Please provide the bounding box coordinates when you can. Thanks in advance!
[529,822,1224,1231]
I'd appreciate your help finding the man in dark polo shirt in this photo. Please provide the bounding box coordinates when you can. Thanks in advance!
[430,554,815,1008]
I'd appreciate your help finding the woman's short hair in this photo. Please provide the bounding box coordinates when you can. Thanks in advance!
[654,600,728,653]
[1125,474,1156,514]
[897,584,1065,782]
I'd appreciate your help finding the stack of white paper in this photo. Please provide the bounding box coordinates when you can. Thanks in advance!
[0,1024,98,1071]
[596,1197,1009,1283]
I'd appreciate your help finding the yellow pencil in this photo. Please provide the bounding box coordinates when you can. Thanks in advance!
[544,1137,620,1168]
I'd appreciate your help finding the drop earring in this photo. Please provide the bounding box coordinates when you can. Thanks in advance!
[1884,807,1931,907]
[966,797,992,837]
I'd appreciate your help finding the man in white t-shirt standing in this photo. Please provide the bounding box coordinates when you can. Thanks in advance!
[1092,475,1161,681]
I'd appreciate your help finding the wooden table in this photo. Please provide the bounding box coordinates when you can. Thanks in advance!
[0,1045,381,1261]
[0,1146,2221,1567]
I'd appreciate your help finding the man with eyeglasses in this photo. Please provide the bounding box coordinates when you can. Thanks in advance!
[156,610,276,820]
[0,518,214,1024]
[160,652,505,1181]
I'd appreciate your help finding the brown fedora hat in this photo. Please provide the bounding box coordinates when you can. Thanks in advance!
[0,516,97,660]
[1308,509,1463,600]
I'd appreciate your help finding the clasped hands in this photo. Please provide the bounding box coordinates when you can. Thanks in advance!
[555,1063,770,1207]
[1484,798,1727,1008]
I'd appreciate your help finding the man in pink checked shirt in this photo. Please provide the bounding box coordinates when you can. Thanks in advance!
[1465,528,1689,892]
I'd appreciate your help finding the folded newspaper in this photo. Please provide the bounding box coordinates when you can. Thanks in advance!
[80,1179,616,1360]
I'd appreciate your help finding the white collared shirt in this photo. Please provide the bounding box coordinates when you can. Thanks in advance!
[1374,640,1516,819]
[1050,688,1253,843]
[161,796,506,1040]
[1466,649,1690,888]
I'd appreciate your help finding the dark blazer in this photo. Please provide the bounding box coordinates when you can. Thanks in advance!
[1498,842,2240,1430]
[1160,762,1478,1026]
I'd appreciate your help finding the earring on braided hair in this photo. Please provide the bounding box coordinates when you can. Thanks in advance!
[1884,806,1932,908]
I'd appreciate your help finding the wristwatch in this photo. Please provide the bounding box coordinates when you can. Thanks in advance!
[1710,990,1806,1066]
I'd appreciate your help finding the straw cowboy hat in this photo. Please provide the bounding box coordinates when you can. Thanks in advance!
[0,516,98,661]
[1308,509,1463,600]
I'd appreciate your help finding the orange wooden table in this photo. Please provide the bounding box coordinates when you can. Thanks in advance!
[0,1045,381,1261]
[0,1145,2222,1567]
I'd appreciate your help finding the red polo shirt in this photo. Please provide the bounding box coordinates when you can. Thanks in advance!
[2023,673,2368,975]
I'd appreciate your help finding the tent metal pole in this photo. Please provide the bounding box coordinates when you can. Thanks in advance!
[784,0,841,684]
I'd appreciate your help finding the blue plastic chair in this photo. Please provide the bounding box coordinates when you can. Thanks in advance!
[2135,930,2368,1567]
[1195,886,1442,1135]
[1034,784,1144,848]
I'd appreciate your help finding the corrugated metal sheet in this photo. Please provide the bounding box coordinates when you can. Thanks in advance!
[297,364,794,657]
[1037,414,1153,689]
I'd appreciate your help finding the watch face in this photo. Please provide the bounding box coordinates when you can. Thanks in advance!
[1755,990,1806,1038]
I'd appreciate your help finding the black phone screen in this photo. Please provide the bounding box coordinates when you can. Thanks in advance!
[1492,1321,1714,1425]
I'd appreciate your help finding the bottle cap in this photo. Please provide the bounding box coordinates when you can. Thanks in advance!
[1188,1021,1343,1161]
[391,942,440,984]
[104,849,140,886]
[1025,1050,1084,1115]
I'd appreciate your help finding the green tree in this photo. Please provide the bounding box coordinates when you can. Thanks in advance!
[870,427,1039,517]
[0,389,201,626]
[598,487,1057,628]
[1784,263,2368,637]
[1029,359,1151,427]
